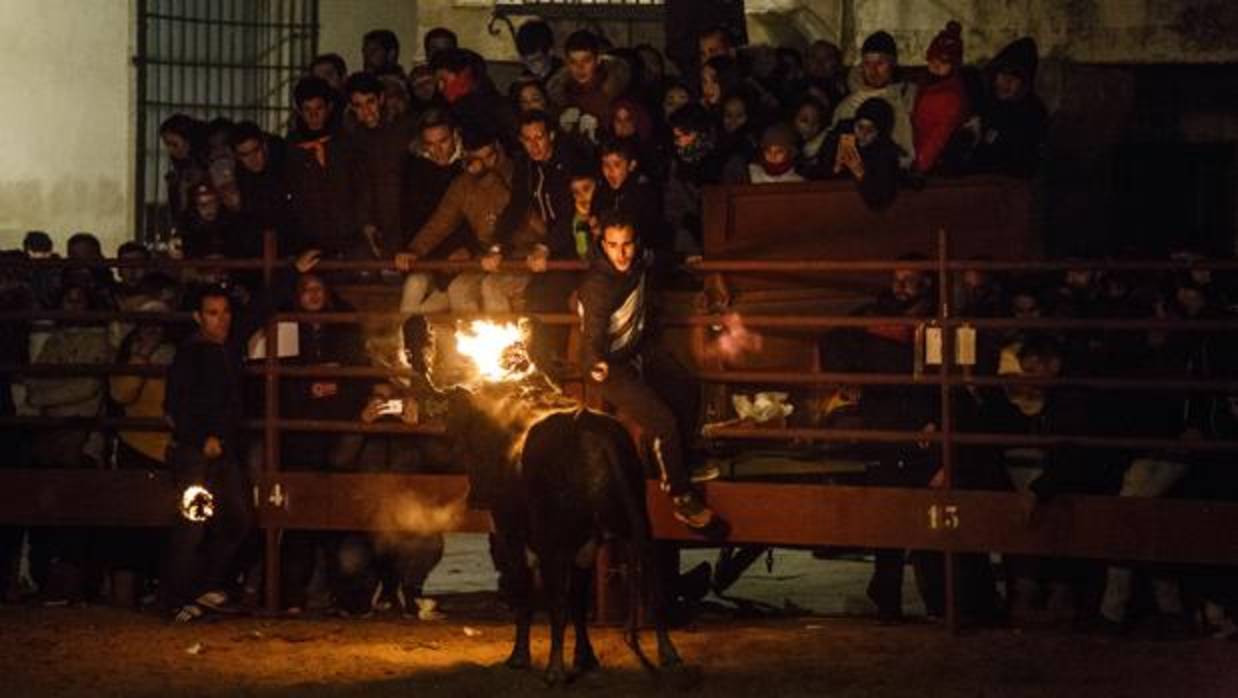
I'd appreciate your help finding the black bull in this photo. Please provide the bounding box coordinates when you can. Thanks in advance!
[448,389,687,686]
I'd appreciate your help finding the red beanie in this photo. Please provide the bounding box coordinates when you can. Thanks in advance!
[926,21,963,66]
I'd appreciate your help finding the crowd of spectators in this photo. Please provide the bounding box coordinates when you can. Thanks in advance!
[0,20,1232,638]
[813,257,1238,635]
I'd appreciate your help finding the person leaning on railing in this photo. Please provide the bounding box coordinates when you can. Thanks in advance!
[104,299,177,608]
[987,336,1106,625]
[270,271,369,614]
[818,259,940,622]
[1097,272,1237,632]
[110,299,177,468]
[22,280,114,605]
[25,281,114,469]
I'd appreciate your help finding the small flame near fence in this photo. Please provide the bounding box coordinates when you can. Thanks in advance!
[180,484,215,522]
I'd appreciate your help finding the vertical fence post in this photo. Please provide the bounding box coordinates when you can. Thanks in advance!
[262,230,282,613]
[937,228,958,634]
[134,0,149,242]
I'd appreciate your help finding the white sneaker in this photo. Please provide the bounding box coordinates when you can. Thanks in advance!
[173,604,204,623]
[415,597,445,621]
[691,463,721,483]
[195,590,231,612]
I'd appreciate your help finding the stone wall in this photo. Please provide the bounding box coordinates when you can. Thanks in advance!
[0,0,132,252]
[748,0,1238,64]
[411,0,1238,66]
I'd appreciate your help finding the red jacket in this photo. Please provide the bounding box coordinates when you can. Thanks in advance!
[912,74,969,174]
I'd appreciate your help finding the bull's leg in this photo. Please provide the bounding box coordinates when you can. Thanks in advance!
[505,593,533,670]
[641,541,683,668]
[570,561,599,675]
[504,543,533,670]
[624,548,658,674]
[542,554,571,686]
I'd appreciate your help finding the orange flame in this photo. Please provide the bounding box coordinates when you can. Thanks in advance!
[454,320,532,383]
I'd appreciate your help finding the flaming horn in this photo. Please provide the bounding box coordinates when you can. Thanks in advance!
[454,320,534,383]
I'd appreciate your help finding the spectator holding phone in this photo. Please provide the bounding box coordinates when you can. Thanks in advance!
[819,97,901,209]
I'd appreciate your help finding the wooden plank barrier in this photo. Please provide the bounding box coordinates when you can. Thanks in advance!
[2,470,1236,567]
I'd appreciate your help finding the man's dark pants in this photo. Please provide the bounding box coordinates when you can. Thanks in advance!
[160,444,254,609]
[596,351,698,496]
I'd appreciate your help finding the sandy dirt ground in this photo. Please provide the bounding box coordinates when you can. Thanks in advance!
[3,535,1236,697]
[3,604,1237,698]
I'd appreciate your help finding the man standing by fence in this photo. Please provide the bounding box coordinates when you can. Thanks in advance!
[161,249,320,621]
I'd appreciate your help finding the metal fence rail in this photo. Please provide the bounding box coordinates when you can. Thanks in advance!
[4,231,1238,630]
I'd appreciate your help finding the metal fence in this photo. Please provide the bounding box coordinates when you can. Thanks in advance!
[3,232,1238,630]
[134,0,319,243]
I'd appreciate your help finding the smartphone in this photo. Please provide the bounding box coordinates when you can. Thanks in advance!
[834,133,857,173]
[377,399,404,416]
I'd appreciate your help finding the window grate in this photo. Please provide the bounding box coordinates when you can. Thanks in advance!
[134,0,318,243]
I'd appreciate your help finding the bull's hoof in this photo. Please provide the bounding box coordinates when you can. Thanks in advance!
[571,650,600,676]
[658,650,683,669]
[661,663,704,691]
[505,649,532,670]
[543,666,567,687]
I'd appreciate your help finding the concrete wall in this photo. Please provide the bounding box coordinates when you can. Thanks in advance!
[746,0,1238,64]
[418,1,511,63]
[745,0,844,49]
[318,0,418,75]
[407,1,1238,68]
[848,0,1238,65]
[0,0,133,254]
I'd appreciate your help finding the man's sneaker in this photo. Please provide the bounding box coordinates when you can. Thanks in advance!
[173,603,204,623]
[195,590,236,613]
[671,492,714,529]
[415,597,445,621]
[690,463,721,483]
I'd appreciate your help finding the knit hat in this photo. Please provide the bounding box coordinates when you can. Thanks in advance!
[926,21,963,65]
[991,36,1039,84]
[860,31,897,61]
[759,123,797,151]
[855,97,894,138]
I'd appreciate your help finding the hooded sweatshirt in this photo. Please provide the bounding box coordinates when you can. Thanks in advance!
[972,37,1048,178]
[576,242,653,370]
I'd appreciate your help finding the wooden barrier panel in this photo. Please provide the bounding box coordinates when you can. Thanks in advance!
[2,470,1236,566]
[702,176,1037,263]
